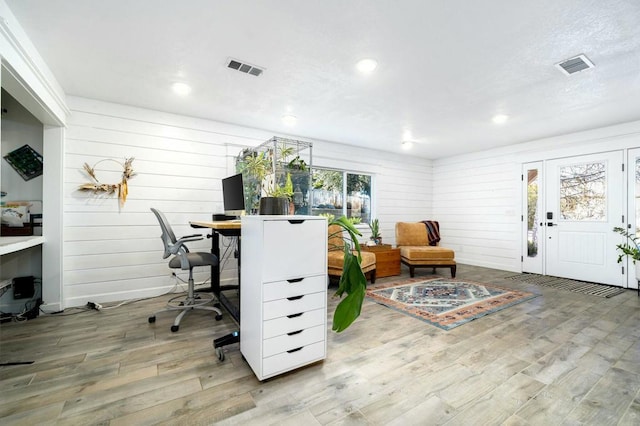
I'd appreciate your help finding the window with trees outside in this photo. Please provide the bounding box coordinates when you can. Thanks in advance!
[311,168,372,225]
[559,161,606,221]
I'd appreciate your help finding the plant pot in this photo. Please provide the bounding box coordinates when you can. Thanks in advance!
[259,197,290,215]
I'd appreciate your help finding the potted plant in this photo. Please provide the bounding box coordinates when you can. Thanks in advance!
[260,172,294,215]
[613,226,640,280]
[369,218,381,245]
[329,216,368,332]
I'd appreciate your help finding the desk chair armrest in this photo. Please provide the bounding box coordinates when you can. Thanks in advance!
[171,234,205,270]
[175,234,204,247]
[166,234,203,260]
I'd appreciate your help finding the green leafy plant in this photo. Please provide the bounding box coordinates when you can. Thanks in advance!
[236,151,270,211]
[369,218,380,242]
[278,143,295,161]
[613,226,640,263]
[319,213,335,223]
[266,172,294,199]
[329,216,367,332]
[264,171,294,200]
[287,155,308,171]
[241,151,269,181]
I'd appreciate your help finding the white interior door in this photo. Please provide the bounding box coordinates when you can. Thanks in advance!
[545,151,624,286]
[625,148,640,289]
[522,162,544,274]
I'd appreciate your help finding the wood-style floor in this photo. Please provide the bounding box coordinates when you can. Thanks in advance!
[0,264,639,425]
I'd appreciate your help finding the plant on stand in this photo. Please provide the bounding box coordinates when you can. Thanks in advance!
[369,218,381,245]
[613,226,640,280]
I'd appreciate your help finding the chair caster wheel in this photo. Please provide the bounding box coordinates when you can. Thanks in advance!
[214,303,221,308]
[216,347,225,362]
[148,316,156,323]
[215,314,223,321]
[171,325,179,332]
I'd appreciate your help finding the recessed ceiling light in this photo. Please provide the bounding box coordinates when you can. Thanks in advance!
[492,114,509,124]
[356,58,378,73]
[401,141,414,150]
[282,114,297,126]
[172,82,191,96]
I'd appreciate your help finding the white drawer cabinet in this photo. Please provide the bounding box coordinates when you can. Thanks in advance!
[263,275,326,301]
[240,215,327,381]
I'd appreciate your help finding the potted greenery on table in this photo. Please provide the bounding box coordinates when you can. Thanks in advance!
[613,226,640,280]
[369,218,381,245]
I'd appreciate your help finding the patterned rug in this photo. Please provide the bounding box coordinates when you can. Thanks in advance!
[505,273,626,298]
[366,278,538,330]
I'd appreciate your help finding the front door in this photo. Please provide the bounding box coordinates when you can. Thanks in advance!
[545,151,624,286]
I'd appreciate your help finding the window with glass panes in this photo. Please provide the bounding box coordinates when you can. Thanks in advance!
[311,168,372,224]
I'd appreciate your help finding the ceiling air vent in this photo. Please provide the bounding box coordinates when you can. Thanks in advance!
[555,54,595,76]
[227,58,264,77]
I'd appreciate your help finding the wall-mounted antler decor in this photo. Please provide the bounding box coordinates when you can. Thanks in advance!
[78,158,135,206]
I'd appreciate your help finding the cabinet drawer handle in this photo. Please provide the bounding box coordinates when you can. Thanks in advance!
[287,277,304,283]
[287,295,304,301]
[288,219,305,224]
[287,312,303,318]
[287,347,303,353]
[287,329,303,336]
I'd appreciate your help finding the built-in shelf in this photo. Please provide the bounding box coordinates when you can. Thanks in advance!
[0,236,45,256]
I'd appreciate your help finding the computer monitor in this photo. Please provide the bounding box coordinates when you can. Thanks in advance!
[222,173,245,217]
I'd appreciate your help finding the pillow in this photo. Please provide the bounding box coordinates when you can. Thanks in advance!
[1,203,30,227]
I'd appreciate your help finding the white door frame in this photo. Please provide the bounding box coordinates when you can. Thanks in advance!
[522,162,544,274]
[625,148,640,289]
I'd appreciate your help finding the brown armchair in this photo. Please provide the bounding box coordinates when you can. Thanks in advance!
[395,222,456,278]
[327,224,376,283]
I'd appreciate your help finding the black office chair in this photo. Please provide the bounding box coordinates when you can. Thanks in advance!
[149,208,222,332]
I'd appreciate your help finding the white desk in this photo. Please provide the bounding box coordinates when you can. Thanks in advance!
[0,236,45,256]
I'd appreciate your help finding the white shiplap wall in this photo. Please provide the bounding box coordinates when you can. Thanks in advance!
[432,120,640,272]
[63,97,432,307]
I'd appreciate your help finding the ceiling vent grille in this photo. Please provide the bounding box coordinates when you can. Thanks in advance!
[227,58,264,77]
[556,54,595,76]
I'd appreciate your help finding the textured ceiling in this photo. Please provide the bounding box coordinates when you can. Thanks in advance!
[5,0,640,158]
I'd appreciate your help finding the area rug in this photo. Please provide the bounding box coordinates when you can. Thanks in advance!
[505,273,626,298]
[365,278,538,330]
